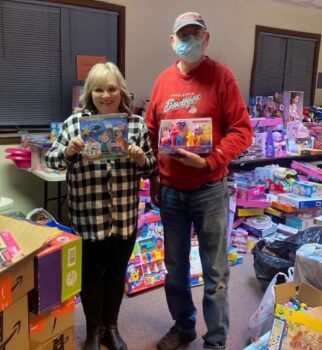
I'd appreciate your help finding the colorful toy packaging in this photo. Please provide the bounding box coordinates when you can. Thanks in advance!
[274,90,304,125]
[125,211,166,294]
[158,118,212,154]
[80,113,128,160]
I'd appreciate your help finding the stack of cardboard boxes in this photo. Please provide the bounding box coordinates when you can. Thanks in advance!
[0,215,82,350]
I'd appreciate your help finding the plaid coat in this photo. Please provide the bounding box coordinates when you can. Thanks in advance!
[45,112,156,241]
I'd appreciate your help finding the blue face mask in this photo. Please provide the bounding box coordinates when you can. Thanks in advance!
[175,35,203,63]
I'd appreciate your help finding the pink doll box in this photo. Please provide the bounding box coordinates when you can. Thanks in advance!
[275,91,304,124]
[237,184,266,200]
[158,118,212,154]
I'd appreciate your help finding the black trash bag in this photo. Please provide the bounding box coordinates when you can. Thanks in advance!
[252,226,322,286]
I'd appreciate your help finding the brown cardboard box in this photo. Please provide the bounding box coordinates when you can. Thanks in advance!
[29,297,75,349]
[30,327,74,350]
[0,215,55,311]
[0,295,29,350]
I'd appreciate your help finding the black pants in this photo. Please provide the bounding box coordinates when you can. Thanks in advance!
[80,233,136,327]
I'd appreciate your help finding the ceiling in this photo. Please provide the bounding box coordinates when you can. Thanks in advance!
[266,0,322,10]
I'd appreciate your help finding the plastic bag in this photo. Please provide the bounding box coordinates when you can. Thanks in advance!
[248,267,294,341]
[252,226,322,285]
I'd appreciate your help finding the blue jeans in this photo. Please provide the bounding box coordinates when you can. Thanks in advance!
[160,178,230,347]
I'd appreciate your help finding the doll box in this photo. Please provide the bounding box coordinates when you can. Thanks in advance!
[158,118,212,154]
[274,90,304,124]
[80,113,128,160]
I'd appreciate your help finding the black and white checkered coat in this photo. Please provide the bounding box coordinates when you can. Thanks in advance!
[45,112,156,241]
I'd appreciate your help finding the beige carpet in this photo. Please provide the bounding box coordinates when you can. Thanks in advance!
[74,252,264,350]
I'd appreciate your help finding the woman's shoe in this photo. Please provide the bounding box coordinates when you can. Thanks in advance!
[83,325,103,350]
[101,324,128,350]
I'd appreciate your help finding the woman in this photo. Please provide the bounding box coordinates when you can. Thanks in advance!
[45,62,156,350]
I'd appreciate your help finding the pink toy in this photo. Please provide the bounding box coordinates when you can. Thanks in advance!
[291,161,322,181]
[169,124,180,145]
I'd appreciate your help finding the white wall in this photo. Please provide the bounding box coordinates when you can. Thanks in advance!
[1,0,322,218]
[102,0,322,106]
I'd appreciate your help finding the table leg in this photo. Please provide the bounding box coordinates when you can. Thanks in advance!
[44,181,48,210]
[58,182,62,222]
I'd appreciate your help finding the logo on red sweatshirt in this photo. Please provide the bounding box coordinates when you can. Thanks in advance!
[163,95,201,113]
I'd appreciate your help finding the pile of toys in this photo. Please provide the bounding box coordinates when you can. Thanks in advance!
[228,161,322,256]
[243,91,322,161]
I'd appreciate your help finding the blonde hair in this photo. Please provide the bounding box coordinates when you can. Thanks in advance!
[77,62,134,116]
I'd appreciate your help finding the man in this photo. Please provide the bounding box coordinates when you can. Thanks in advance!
[145,11,252,350]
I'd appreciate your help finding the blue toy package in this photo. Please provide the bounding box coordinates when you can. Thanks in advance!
[26,208,72,233]
[80,113,128,160]
[46,220,72,233]
[243,331,270,350]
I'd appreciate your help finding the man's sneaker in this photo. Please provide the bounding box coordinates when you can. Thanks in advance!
[157,326,197,350]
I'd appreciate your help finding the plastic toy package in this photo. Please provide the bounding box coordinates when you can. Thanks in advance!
[79,113,128,160]
[158,118,212,154]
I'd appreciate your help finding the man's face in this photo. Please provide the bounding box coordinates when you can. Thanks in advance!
[176,25,205,41]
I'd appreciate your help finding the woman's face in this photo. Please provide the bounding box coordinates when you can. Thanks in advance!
[293,95,300,104]
[91,72,121,114]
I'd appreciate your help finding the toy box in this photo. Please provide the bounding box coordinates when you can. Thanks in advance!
[249,95,277,118]
[278,192,322,209]
[29,231,82,314]
[190,235,204,286]
[291,180,322,198]
[80,113,128,160]
[158,118,212,154]
[30,142,52,171]
[237,184,265,201]
[125,211,166,294]
[269,281,322,349]
[285,212,320,231]
[274,91,304,124]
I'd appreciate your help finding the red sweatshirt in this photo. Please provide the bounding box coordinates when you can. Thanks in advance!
[145,56,252,189]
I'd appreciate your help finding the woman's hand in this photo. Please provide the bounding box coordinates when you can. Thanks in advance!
[128,144,146,168]
[65,137,84,160]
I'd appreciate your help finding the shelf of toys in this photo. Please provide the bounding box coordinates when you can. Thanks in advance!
[227,91,322,256]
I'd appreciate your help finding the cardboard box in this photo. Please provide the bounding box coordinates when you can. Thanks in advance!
[0,295,29,350]
[30,327,74,350]
[274,281,322,331]
[29,231,82,313]
[29,298,74,349]
[0,215,55,311]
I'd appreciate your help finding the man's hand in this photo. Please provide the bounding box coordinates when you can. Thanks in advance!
[65,137,84,160]
[171,148,208,168]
